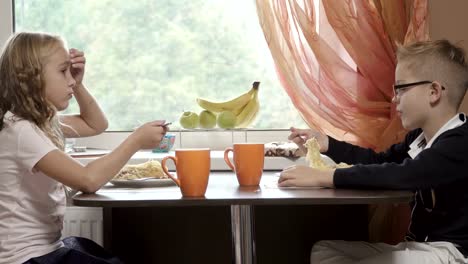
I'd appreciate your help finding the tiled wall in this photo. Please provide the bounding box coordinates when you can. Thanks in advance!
[76,130,292,151]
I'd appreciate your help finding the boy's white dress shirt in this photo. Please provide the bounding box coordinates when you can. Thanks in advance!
[408,113,466,158]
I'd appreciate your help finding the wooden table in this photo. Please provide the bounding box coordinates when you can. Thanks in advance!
[73,171,413,264]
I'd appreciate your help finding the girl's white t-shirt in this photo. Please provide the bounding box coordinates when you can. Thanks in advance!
[0,112,65,264]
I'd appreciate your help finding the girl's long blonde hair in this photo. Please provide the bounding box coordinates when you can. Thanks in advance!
[0,32,65,150]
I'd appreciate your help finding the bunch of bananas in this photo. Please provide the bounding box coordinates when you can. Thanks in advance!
[196,82,260,128]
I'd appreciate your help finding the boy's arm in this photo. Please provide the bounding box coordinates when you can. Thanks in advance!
[333,133,468,190]
[324,129,421,165]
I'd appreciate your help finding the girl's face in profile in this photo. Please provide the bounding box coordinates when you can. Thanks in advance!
[43,45,76,111]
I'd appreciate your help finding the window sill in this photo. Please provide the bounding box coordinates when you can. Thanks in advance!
[75,129,293,151]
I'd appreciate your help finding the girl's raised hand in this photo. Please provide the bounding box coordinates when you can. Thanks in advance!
[131,120,167,149]
[69,48,86,85]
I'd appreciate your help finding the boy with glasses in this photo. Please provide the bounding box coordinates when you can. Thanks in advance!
[281,39,468,263]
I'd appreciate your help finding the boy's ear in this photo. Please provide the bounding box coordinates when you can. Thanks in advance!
[429,81,444,104]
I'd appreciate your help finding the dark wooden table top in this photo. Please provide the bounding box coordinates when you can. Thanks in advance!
[72,171,413,207]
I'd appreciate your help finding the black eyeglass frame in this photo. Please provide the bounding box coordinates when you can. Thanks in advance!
[392,80,446,97]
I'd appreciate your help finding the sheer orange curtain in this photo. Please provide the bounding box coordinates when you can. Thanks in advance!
[256,0,429,150]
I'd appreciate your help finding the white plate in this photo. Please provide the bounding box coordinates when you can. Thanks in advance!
[110,178,176,188]
[69,149,110,157]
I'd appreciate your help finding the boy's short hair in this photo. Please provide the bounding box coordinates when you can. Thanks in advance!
[396,40,468,109]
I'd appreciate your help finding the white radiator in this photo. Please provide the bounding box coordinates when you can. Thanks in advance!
[62,206,104,246]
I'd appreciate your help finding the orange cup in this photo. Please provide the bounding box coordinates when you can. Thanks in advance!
[224,143,265,186]
[161,148,210,197]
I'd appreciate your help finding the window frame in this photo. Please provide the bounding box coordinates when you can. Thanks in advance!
[0,1,13,45]
[1,0,297,150]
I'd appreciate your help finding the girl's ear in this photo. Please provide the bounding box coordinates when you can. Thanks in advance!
[429,81,444,104]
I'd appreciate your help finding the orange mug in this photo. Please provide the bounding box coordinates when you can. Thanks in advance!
[224,143,265,186]
[161,148,211,197]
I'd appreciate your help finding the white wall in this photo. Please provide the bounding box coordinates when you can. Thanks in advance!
[429,0,468,113]
[0,0,13,46]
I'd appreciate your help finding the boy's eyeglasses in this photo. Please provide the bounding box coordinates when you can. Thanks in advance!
[392,80,446,99]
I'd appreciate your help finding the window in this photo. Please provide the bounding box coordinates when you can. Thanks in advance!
[13,0,307,131]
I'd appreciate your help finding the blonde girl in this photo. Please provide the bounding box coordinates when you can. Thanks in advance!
[0,32,167,264]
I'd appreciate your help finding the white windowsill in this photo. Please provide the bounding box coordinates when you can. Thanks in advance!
[74,129,294,150]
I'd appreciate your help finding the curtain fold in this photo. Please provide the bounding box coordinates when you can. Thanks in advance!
[257,0,428,244]
[256,0,428,150]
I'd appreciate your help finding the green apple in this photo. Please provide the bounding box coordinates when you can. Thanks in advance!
[179,111,199,129]
[199,110,217,129]
[217,111,236,129]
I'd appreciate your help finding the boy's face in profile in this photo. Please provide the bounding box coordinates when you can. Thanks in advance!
[394,61,431,130]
